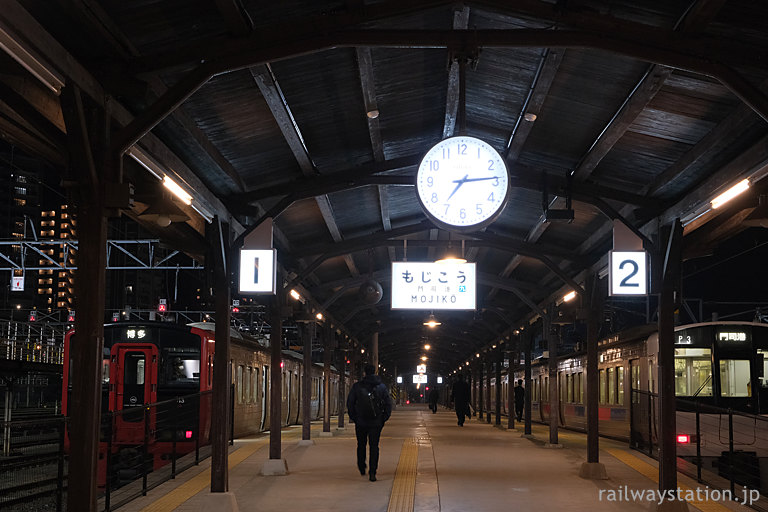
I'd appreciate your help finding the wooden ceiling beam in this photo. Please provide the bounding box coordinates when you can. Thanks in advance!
[442,5,470,139]
[505,48,563,162]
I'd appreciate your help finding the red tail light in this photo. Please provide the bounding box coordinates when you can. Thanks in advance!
[185,431,193,439]
[676,434,690,444]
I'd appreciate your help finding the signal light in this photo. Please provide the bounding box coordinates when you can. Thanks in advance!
[112,312,120,322]
[158,303,167,313]
[67,311,75,322]
[676,434,690,444]
[185,430,193,439]
[28,311,37,322]
[232,306,240,313]
[406,400,410,404]
[280,362,284,368]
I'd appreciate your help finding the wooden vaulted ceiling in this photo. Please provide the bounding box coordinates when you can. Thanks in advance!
[1,0,768,376]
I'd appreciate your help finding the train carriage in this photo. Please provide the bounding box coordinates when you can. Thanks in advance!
[62,321,350,487]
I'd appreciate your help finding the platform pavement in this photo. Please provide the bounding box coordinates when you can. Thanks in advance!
[117,405,754,512]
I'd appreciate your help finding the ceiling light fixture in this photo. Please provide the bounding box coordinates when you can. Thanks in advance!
[562,290,577,303]
[424,344,431,350]
[163,176,193,205]
[423,313,441,328]
[711,179,749,209]
[289,289,301,301]
[0,22,64,94]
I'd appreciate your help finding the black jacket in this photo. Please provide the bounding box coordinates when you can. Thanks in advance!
[347,374,392,428]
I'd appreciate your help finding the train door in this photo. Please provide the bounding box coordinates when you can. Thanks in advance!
[110,344,158,443]
[261,365,269,431]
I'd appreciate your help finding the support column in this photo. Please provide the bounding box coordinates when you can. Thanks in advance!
[300,320,313,445]
[495,348,502,426]
[546,306,561,447]
[210,219,232,490]
[262,291,287,475]
[321,323,332,436]
[371,328,379,374]
[524,330,532,437]
[657,220,685,510]
[61,85,112,512]
[477,361,484,420]
[507,340,515,430]
[580,272,607,479]
[486,358,492,424]
[337,337,346,429]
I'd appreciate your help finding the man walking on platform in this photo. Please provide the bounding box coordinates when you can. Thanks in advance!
[347,364,392,482]
[450,373,471,426]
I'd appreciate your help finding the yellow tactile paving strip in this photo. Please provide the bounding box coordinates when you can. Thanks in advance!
[387,438,418,512]
[606,448,731,512]
[139,438,268,512]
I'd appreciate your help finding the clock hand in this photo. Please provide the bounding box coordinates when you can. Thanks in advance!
[446,174,469,201]
[461,176,498,183]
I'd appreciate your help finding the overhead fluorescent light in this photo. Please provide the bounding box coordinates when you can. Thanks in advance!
[126,146,164,180]
[711,179,749,209]
[562,291,577,302]
[162,176,192,205]
[0,22,64,95]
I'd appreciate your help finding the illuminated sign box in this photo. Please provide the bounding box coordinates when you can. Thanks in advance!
[391,261,476,310]
[413,374,428,384]
[609,251,647,296]
[239,249,277,294]
[416,364,426,374]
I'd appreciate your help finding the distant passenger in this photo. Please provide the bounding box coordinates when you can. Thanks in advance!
[450,374,471,426]
[514,379,525,422]
[428,387,439,413]
[347,364,392,482]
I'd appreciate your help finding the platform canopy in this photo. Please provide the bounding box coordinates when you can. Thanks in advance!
[1,0,767,376]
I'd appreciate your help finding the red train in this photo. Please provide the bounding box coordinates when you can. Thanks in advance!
[62,321,346,487]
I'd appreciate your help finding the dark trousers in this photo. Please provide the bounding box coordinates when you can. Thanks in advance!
[515,403,524,421]
[455,403,467,425]
[355,424,383,474]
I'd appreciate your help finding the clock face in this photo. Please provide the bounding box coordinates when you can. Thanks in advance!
[416,136,510,231]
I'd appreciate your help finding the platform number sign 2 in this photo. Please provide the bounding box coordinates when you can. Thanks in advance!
[609,251,647,296]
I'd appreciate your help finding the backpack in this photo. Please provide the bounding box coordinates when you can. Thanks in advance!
[356,383,381,420]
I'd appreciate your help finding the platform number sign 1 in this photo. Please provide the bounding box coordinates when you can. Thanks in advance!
[609,251,647,296]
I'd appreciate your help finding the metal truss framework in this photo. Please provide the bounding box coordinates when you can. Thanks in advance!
[0,239,203,271]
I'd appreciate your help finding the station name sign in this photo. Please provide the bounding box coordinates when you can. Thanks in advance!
[391,261,476,310]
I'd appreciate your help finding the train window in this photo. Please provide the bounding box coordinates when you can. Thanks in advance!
[607,368,616,404]
[674,348,712,396]
[631,364,640,404]
[237,365,244,404]
[719,359,750,397]
[245,367,252,404]
[599,369,606,404]
[566,374,573,402]
[102,360,110,384]
[161,355,200,386]
[617,367,625,405]
[282,370,287,401]
[543,376,548,402]
[125,353,145,385]
[252,368,259,402]
[757,350,768,388]
[577,372,583,404]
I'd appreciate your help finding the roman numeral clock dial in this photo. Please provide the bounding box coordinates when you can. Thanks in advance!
[416,136,510,231]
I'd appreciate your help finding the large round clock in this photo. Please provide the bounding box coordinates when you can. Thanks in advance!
[416,136,510,231]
